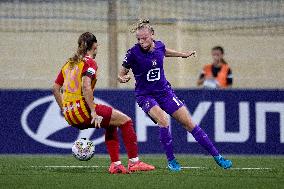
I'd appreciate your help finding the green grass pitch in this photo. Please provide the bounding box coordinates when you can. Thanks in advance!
[0,155,283,189]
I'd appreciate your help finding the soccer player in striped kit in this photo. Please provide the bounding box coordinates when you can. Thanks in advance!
[118,19,232,171]
[52,32,155,174]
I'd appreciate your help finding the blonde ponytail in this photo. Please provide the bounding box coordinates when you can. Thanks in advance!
[130,19,154,34]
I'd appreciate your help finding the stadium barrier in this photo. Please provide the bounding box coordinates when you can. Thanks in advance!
[1,89,283,154]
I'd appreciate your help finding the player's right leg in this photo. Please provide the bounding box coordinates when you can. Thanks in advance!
[137,95,180,172]
[147,105,181,172]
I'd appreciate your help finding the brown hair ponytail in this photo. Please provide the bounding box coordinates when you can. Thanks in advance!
[69,32,97,68]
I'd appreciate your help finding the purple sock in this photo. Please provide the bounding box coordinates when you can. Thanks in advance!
[191,125,219,157]
[159,127,175,161]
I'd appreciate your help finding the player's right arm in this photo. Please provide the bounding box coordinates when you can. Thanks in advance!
[118,49,133,83]
[118,67,131,83]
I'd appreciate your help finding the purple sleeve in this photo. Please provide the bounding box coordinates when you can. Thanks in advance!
[122,49,134,69]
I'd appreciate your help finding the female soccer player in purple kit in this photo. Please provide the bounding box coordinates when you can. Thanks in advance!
[118,19,232,171]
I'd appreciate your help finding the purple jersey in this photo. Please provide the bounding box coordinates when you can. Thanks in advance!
[122,40,170,96]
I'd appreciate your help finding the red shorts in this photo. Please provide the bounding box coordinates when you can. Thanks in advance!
[94,104,113,128]
[67,103,113,130]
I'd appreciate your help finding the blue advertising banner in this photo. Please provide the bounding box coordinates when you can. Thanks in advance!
[0,89,283,154]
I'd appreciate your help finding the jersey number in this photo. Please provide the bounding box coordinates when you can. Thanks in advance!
[173,97,181,106]
[147,68,160,81]
[64,66,80,92]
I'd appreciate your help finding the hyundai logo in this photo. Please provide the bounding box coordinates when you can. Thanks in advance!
[21,95,109,149]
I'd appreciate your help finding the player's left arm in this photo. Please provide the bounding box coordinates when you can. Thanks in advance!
[53,70,64,111]
[118,49,133,83]
[165,48,196,58]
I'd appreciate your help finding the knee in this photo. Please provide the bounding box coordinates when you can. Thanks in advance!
[182,119,195,132]
[157,115,169,127]
[111,109,132,126]
[120,114,132,125]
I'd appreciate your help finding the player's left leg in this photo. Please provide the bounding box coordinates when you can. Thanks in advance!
[95,104,154,172]
[158,89,232,169]
[171,105,232,169]
[108,108,155,172]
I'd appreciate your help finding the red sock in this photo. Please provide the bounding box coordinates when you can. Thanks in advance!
[105,126,120,162]
[120,120,138,159]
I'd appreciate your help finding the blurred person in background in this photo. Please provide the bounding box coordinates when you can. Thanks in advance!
[197,46,233,89]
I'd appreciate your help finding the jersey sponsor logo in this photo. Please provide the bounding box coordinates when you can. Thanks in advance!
[147,68,160,81]
[87,67,96,75]
[21,95,110,149]
[63,102,80,113]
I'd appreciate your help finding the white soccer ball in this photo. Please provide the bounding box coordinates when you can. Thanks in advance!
[72,138,95,161]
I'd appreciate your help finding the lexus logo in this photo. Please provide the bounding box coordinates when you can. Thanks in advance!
[21,95,109,149]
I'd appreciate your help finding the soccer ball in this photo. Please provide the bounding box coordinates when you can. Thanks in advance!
[72,138,95,161]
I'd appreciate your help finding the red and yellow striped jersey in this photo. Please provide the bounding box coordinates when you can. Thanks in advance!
[55,55,98,125]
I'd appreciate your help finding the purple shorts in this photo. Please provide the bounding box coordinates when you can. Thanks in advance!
[136,88,184,115]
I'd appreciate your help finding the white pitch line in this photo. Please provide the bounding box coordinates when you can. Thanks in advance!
[181,166,207,169]
[31,165,272,170]
[31,165,108,168]
[181,166,272,170]
[230,167,272,170]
